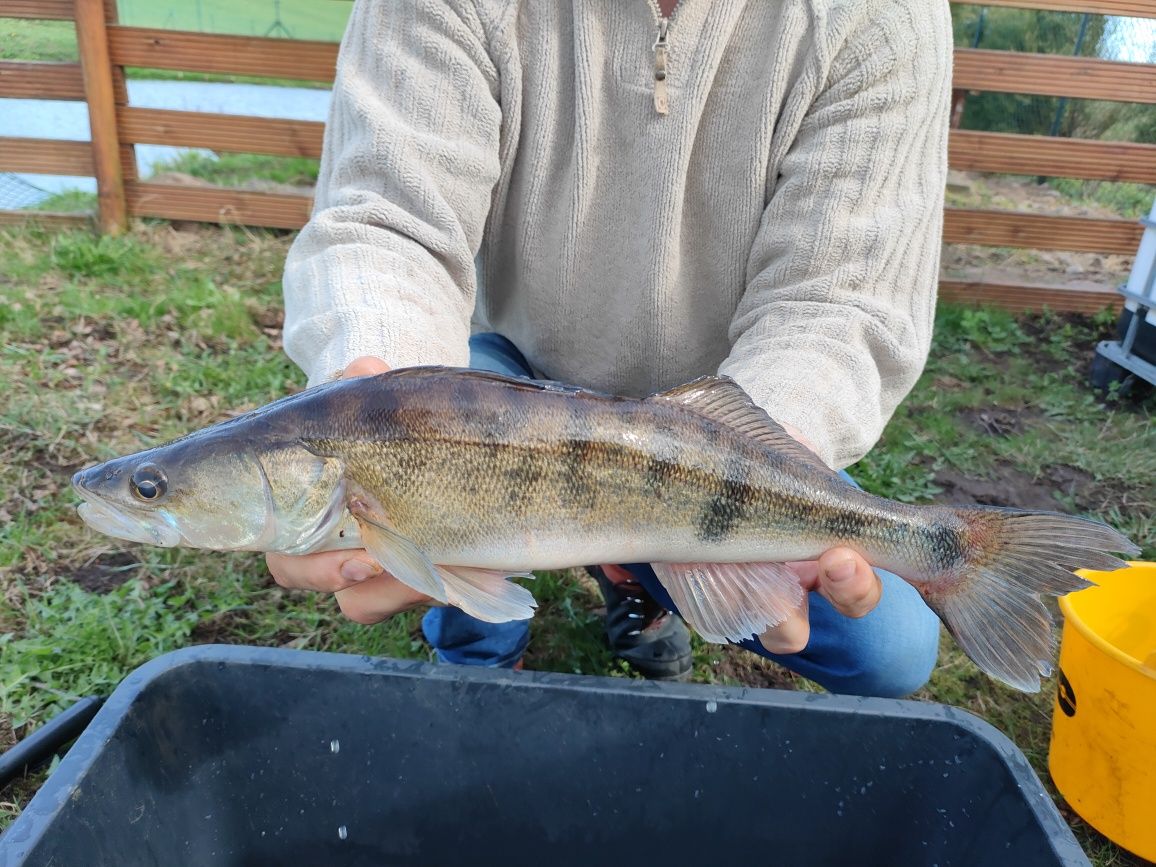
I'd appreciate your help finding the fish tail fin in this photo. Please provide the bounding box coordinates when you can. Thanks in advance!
[918,506,1139,692]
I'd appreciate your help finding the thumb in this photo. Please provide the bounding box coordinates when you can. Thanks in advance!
[815,547,881,619]
[343,356,390,378]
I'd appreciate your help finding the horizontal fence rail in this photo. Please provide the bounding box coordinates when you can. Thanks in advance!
[939,279,1121,314]
[0,0,75,19]
[0,61,86,100]
[117,108,325,157]
[124,183,313,228]
[959,0,1156,16]
[0,137,94,175]
[949,131,1156,184]
[943,209,1144,255]
[0,210,91,227]
[106,27,339,81]
[2,0,1154,312]
[954,49,1156,104]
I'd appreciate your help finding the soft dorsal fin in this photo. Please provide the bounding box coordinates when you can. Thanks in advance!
[651,376,834,473]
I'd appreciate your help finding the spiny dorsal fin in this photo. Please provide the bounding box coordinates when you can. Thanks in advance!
[651,376,834,473]
[377,366,599,397]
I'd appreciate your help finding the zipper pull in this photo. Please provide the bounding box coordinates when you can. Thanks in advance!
[653,17,669,115]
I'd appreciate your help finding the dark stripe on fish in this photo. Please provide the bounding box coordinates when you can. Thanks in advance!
[645,456,678,500]
[696,458,757,543]
[561,436,600,511]
[819,510,869,540]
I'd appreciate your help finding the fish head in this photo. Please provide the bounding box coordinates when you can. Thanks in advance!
[71,425,284,550]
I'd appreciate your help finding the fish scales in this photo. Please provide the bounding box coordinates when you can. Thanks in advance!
[298,371,917,570]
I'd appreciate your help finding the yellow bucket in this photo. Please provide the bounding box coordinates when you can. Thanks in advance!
[1048,562,1156,861]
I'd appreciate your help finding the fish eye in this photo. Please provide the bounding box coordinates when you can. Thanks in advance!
[130,465,167,502]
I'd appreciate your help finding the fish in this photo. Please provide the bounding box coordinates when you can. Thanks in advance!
[72,366,1140,692]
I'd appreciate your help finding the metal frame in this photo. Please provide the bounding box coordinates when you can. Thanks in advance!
[1095,213,1156,387]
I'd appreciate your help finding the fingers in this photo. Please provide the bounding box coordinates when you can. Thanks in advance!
[266,550,386,593]
[333,573,432,624]
[343,356,390,378]
[756,549,881,656]
[814,547,882,618]
[757,592,811,655]
[267,549,431,624]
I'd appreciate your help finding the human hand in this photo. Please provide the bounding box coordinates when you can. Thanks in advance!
[756,422,882,655]
[265,356,432,624]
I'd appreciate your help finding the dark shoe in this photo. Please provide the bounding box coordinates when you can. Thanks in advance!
[588,566,693,681]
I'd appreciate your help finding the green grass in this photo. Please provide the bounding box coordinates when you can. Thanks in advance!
[0,19,76,62]
[1049,178,1156,221]
[1,2,344,83]
[30,190,97,214]
[151,151,320,187]
[0,225,1153,864]
[0,0,350,62]
[117,0,351,41]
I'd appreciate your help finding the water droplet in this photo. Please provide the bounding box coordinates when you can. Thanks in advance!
[705,701,717,713]
[338,825,348,841]
[330,739,341,754]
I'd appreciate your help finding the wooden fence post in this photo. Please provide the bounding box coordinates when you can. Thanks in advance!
[74,0,126,234]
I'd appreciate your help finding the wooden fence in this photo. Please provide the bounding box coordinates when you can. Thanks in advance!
[2,0,1155,312]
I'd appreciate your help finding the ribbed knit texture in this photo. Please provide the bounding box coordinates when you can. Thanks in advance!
[282,0,952,469]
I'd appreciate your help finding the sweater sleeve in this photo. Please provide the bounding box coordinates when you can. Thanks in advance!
[282,0,501,386]
[718,0,951,470]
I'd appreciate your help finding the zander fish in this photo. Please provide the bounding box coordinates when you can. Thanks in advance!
[72,367,1140,692]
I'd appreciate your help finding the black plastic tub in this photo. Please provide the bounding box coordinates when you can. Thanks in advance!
[0,645,1087,866]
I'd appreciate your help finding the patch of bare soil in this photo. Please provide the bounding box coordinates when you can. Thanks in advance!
[190,610,254,646]
[933,462,1093,512]
[708,644,803,691]
[65,551,139,593]
[960,407,1041,438]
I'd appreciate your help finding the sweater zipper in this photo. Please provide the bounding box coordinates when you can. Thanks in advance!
[647,1,681,115]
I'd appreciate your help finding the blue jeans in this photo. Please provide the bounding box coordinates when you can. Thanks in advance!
[422,333,941,697]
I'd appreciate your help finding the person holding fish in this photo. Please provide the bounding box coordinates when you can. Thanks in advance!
[74,0,1136,702]
[262,0,955,696]
[52,0,1112,699]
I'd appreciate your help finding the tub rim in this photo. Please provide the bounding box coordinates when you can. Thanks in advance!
[1061,562,1156,682]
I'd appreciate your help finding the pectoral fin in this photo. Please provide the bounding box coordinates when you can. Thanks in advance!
[349,501,448,603]
[650,561,805,644]
[437,566,538,623]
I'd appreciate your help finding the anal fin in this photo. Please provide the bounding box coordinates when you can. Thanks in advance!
[349,500,447,603]
[650,561,805,644]
[437,566,538,623]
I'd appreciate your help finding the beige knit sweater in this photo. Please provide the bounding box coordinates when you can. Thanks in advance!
[282,0,952,469]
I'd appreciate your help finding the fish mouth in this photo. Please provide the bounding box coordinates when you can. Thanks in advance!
[73,476,183,548]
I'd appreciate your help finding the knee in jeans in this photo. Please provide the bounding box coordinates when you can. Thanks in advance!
[845,620,941,699]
